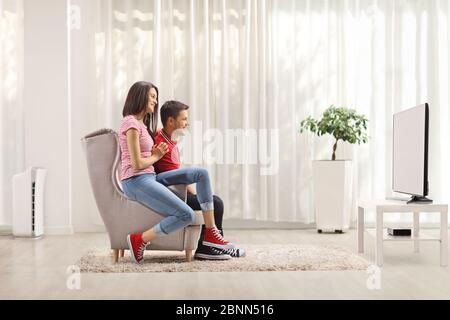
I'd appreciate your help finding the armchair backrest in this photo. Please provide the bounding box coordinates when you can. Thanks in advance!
[81,129,126,222]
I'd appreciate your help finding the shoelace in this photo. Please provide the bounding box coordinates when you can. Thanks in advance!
[211,228,228,243]
[210,247,224,254]
[221,248,238,256]
[137,242,147,260]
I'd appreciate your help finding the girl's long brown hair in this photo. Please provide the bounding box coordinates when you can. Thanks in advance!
[122,81,159,140]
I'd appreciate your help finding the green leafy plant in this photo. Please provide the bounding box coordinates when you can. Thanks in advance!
[299,105,369,160]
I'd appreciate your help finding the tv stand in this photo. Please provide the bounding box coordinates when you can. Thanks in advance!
[358,199,448,267]
[407,195,433,204]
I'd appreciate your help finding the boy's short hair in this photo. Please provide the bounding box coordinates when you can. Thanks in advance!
[160,100,190,126]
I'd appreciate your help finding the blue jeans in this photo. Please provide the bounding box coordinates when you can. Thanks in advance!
[121,167,214,236]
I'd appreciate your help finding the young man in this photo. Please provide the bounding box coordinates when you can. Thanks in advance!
[154,100,245,260]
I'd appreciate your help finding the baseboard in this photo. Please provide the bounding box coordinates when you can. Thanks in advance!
[73,224,106,233]
[68,221,449,234]
[223,219,316,229]
[223,219,448,230]
[0,225,12,236]
[358,222,447,229]
[44,226,74,235]
[1,225,74,236]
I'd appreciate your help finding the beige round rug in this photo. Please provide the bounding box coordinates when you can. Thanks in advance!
[76,244,370,273]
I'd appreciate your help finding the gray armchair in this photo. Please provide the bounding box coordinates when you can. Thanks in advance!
[81,129,203,263]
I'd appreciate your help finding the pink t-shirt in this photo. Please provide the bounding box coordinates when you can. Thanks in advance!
[119,115,155,180]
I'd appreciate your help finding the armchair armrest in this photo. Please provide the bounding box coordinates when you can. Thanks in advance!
[168,184,188,202]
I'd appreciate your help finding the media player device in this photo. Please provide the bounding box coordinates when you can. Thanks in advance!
[387,228,412,236]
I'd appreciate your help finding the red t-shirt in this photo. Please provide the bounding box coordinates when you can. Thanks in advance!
[154,130,181,173]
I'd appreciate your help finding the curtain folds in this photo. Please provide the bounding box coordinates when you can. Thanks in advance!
[84,0,450,224]
[0,0,23,227]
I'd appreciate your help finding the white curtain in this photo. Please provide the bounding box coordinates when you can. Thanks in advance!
[0,0,23,227]
[81,0,450,224]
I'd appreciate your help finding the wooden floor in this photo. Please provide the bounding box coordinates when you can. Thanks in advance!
[1,229,450,299]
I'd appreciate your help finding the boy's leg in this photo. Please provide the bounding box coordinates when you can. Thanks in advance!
[212,195,224,235]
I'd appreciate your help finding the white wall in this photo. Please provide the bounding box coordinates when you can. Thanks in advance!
[23,0,72,234]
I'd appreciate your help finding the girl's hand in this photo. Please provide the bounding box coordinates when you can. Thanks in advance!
[152,142,169,159]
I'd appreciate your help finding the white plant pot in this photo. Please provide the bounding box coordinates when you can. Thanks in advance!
[313,160,352,232]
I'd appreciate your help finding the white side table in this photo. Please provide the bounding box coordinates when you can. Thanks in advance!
[357,199,448,267]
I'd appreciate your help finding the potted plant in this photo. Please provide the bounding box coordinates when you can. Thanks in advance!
[300,105,369,233]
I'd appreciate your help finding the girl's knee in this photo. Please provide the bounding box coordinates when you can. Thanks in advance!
[181,208,196,224]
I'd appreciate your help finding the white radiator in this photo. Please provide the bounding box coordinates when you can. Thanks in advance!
[12,167,46,238]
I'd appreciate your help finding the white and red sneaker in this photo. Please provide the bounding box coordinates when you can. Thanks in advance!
[203,227,235,250]
[127,233,148,264]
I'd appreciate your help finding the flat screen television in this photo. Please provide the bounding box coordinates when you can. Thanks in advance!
[392,103,432,203]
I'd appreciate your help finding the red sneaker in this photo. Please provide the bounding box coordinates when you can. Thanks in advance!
[127,233,147,264]
[203,227,235,250]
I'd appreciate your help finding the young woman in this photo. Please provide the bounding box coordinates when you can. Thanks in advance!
[119,81,234,264]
